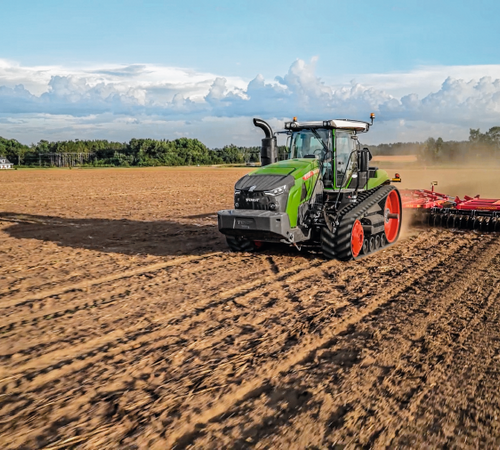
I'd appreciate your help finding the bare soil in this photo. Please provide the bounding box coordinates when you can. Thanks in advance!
[1,166,500,449]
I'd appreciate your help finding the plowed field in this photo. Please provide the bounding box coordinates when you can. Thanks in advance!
[1,167,500,449]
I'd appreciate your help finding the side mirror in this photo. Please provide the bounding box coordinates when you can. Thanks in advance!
[358,148,370,172]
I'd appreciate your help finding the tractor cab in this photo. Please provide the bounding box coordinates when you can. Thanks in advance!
[284,119,373,190]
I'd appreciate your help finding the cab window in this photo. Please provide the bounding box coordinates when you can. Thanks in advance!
[335,131,357,188]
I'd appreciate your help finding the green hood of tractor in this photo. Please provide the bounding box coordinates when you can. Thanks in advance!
[248,158,319,180]
[242,159,319,228]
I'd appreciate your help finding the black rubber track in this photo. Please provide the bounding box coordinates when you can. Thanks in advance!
[321,185,402,261]
[320,186,381,260]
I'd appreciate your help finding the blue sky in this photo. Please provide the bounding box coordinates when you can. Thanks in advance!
[1,0,499,146]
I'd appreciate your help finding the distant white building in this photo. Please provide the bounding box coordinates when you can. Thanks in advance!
[0,157,13,169]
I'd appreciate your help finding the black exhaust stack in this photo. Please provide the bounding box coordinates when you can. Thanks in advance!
[253,118,276,166]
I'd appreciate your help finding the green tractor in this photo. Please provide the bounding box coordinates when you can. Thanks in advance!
[217,115,402,260]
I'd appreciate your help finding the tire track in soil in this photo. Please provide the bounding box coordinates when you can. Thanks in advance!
[0,232,456,446]
[0,252,313,364]
[242,234,500,450]
[380,253,500,448]
[0,236,444,408]
[1,230,441,382]
[187,234,498,447]
[163,232,491,448]
[250,234,500,448]
[0,232,477,448]
[0,258,337,446]
[336,238,500,447]
[0,253,260,333]
[0,252,224,308]
[0,222,425,321]
[0,257,326,380]
[0,253,270,358]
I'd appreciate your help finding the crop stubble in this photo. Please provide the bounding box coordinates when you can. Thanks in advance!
[0,167,500,449]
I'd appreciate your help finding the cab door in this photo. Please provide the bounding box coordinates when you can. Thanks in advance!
[335,130,356,188]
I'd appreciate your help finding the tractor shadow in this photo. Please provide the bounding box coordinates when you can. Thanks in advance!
[0,212,226,257]
[0,212,317,259]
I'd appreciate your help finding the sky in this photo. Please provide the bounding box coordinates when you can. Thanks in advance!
[0,0,499,147]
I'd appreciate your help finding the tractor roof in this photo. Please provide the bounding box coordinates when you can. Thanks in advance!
[284,119,370,132]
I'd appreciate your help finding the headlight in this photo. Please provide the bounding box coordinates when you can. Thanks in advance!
[264,185,287,196]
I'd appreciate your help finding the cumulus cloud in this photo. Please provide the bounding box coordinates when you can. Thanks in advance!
[0,57,499,145]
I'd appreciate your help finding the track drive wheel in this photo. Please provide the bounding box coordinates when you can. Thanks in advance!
[384,189,402,243]
[225,235,262,252]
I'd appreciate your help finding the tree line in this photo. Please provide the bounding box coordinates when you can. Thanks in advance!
[1,127,499,167]
[369,127,500,163]
[0,137,266,167]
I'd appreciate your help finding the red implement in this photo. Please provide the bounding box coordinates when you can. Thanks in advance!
[401,189,500,212]
[400,189,451,209]
[400,185,500,231]
[454,196,500,211]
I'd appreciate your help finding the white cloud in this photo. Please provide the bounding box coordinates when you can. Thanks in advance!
[0,57,499,146]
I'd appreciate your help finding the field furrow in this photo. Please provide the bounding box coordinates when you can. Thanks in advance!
[1,167,500,449]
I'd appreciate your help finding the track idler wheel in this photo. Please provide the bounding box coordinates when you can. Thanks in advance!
[351,220,364,258]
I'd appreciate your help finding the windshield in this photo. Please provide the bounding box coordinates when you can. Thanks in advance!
[289,129,330,159]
